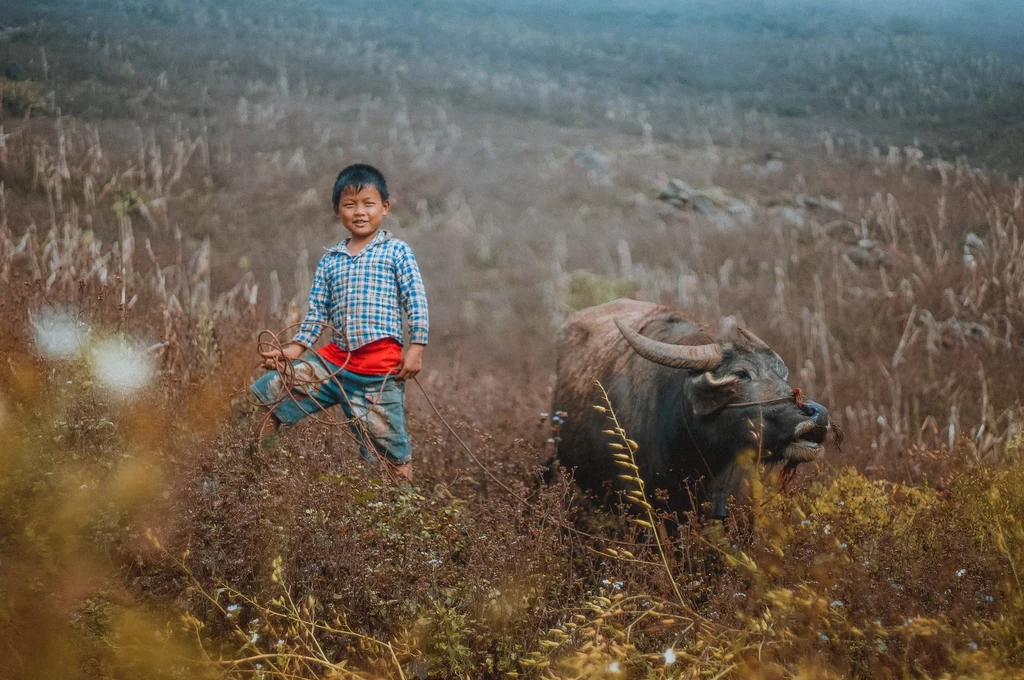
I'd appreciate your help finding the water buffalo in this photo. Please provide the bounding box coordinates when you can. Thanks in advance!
[551,298,829,519]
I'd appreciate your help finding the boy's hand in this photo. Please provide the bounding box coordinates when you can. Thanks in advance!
[260,343,304,370]
[397,343,425,380]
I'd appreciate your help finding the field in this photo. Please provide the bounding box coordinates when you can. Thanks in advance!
[2,1,1024,677]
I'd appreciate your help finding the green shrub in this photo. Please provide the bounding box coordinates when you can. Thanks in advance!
[564,269,635,311]
[0,78,42,116]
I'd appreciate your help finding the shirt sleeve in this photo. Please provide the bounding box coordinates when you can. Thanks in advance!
[293,256,330,349]
[396,243,429,345]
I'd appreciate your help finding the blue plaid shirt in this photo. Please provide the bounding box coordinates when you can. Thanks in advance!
[293,230,429,351]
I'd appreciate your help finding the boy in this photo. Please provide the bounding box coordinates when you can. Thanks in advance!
[250,164,428,484]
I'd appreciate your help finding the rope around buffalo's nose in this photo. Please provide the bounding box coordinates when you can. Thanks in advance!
[723,387,806,409]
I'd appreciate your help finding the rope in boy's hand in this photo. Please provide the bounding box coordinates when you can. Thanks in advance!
[251,321,405,486]
[250,323,713,569]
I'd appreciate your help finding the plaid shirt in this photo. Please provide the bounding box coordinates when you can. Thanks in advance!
[293,230,428,351]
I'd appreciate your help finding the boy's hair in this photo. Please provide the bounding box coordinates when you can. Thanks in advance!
[332,164,389,209]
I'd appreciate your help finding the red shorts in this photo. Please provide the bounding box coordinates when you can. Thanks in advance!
[317,337,402,376]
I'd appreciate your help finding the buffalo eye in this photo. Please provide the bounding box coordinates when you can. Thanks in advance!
[733,369,751,380]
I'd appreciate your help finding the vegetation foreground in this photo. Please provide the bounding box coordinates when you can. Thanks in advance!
[3,1,1024,678]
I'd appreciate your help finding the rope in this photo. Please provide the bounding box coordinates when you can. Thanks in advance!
[250,321,404,485]
[250,324,826,552]
[251,322,663,549]
[723,386,806,409]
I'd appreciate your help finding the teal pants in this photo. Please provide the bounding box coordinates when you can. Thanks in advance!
[250,353,412,464]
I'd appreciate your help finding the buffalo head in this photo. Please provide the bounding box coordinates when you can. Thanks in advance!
[615,318,830,467]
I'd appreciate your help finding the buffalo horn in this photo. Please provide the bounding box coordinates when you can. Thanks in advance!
[615,318,723,370]
[739,327,770,350]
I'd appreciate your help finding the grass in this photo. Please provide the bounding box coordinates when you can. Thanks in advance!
[0,77,42,116]
[2,0,1024,677]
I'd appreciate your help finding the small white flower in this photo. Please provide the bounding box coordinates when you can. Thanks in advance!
[251,632,259,643]
[607,660,621,674]
[663,648,676,665]
[90,338,152,396]
[956,569,967,577]
[32,309,89,359]
[830,600,844,608]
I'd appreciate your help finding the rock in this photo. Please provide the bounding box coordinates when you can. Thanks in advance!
[662,178,694,201]
[655,180,751,228]
[795,194,844,214]
[694,187,753,225]
[964,232,985,252]
[728,199,754,224]
[654,201,682,217]
[668,178,693,194]
[742,157,785,179]
[961,322,991,342]
[693,193,741,230]
[936,318,993,348]
[692,194,718,217]
[842,240,906,270]
[843,245,875,269]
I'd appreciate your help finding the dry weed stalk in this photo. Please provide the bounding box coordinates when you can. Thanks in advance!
[147,531,408,679]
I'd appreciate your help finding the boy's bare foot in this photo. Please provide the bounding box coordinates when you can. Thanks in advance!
[253,406,280,439]
[392,462,414,486]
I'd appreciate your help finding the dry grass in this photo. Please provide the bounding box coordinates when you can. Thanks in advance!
[3,0,1024,677]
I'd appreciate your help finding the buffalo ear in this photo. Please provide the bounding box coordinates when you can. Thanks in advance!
[687,371,740,416]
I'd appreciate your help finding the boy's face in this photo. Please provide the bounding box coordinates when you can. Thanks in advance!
[335,185,389,240]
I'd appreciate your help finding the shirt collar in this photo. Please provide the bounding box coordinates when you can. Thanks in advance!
[328,229,389,255]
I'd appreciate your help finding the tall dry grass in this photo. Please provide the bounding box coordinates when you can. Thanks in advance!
[3,0,1024,677]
